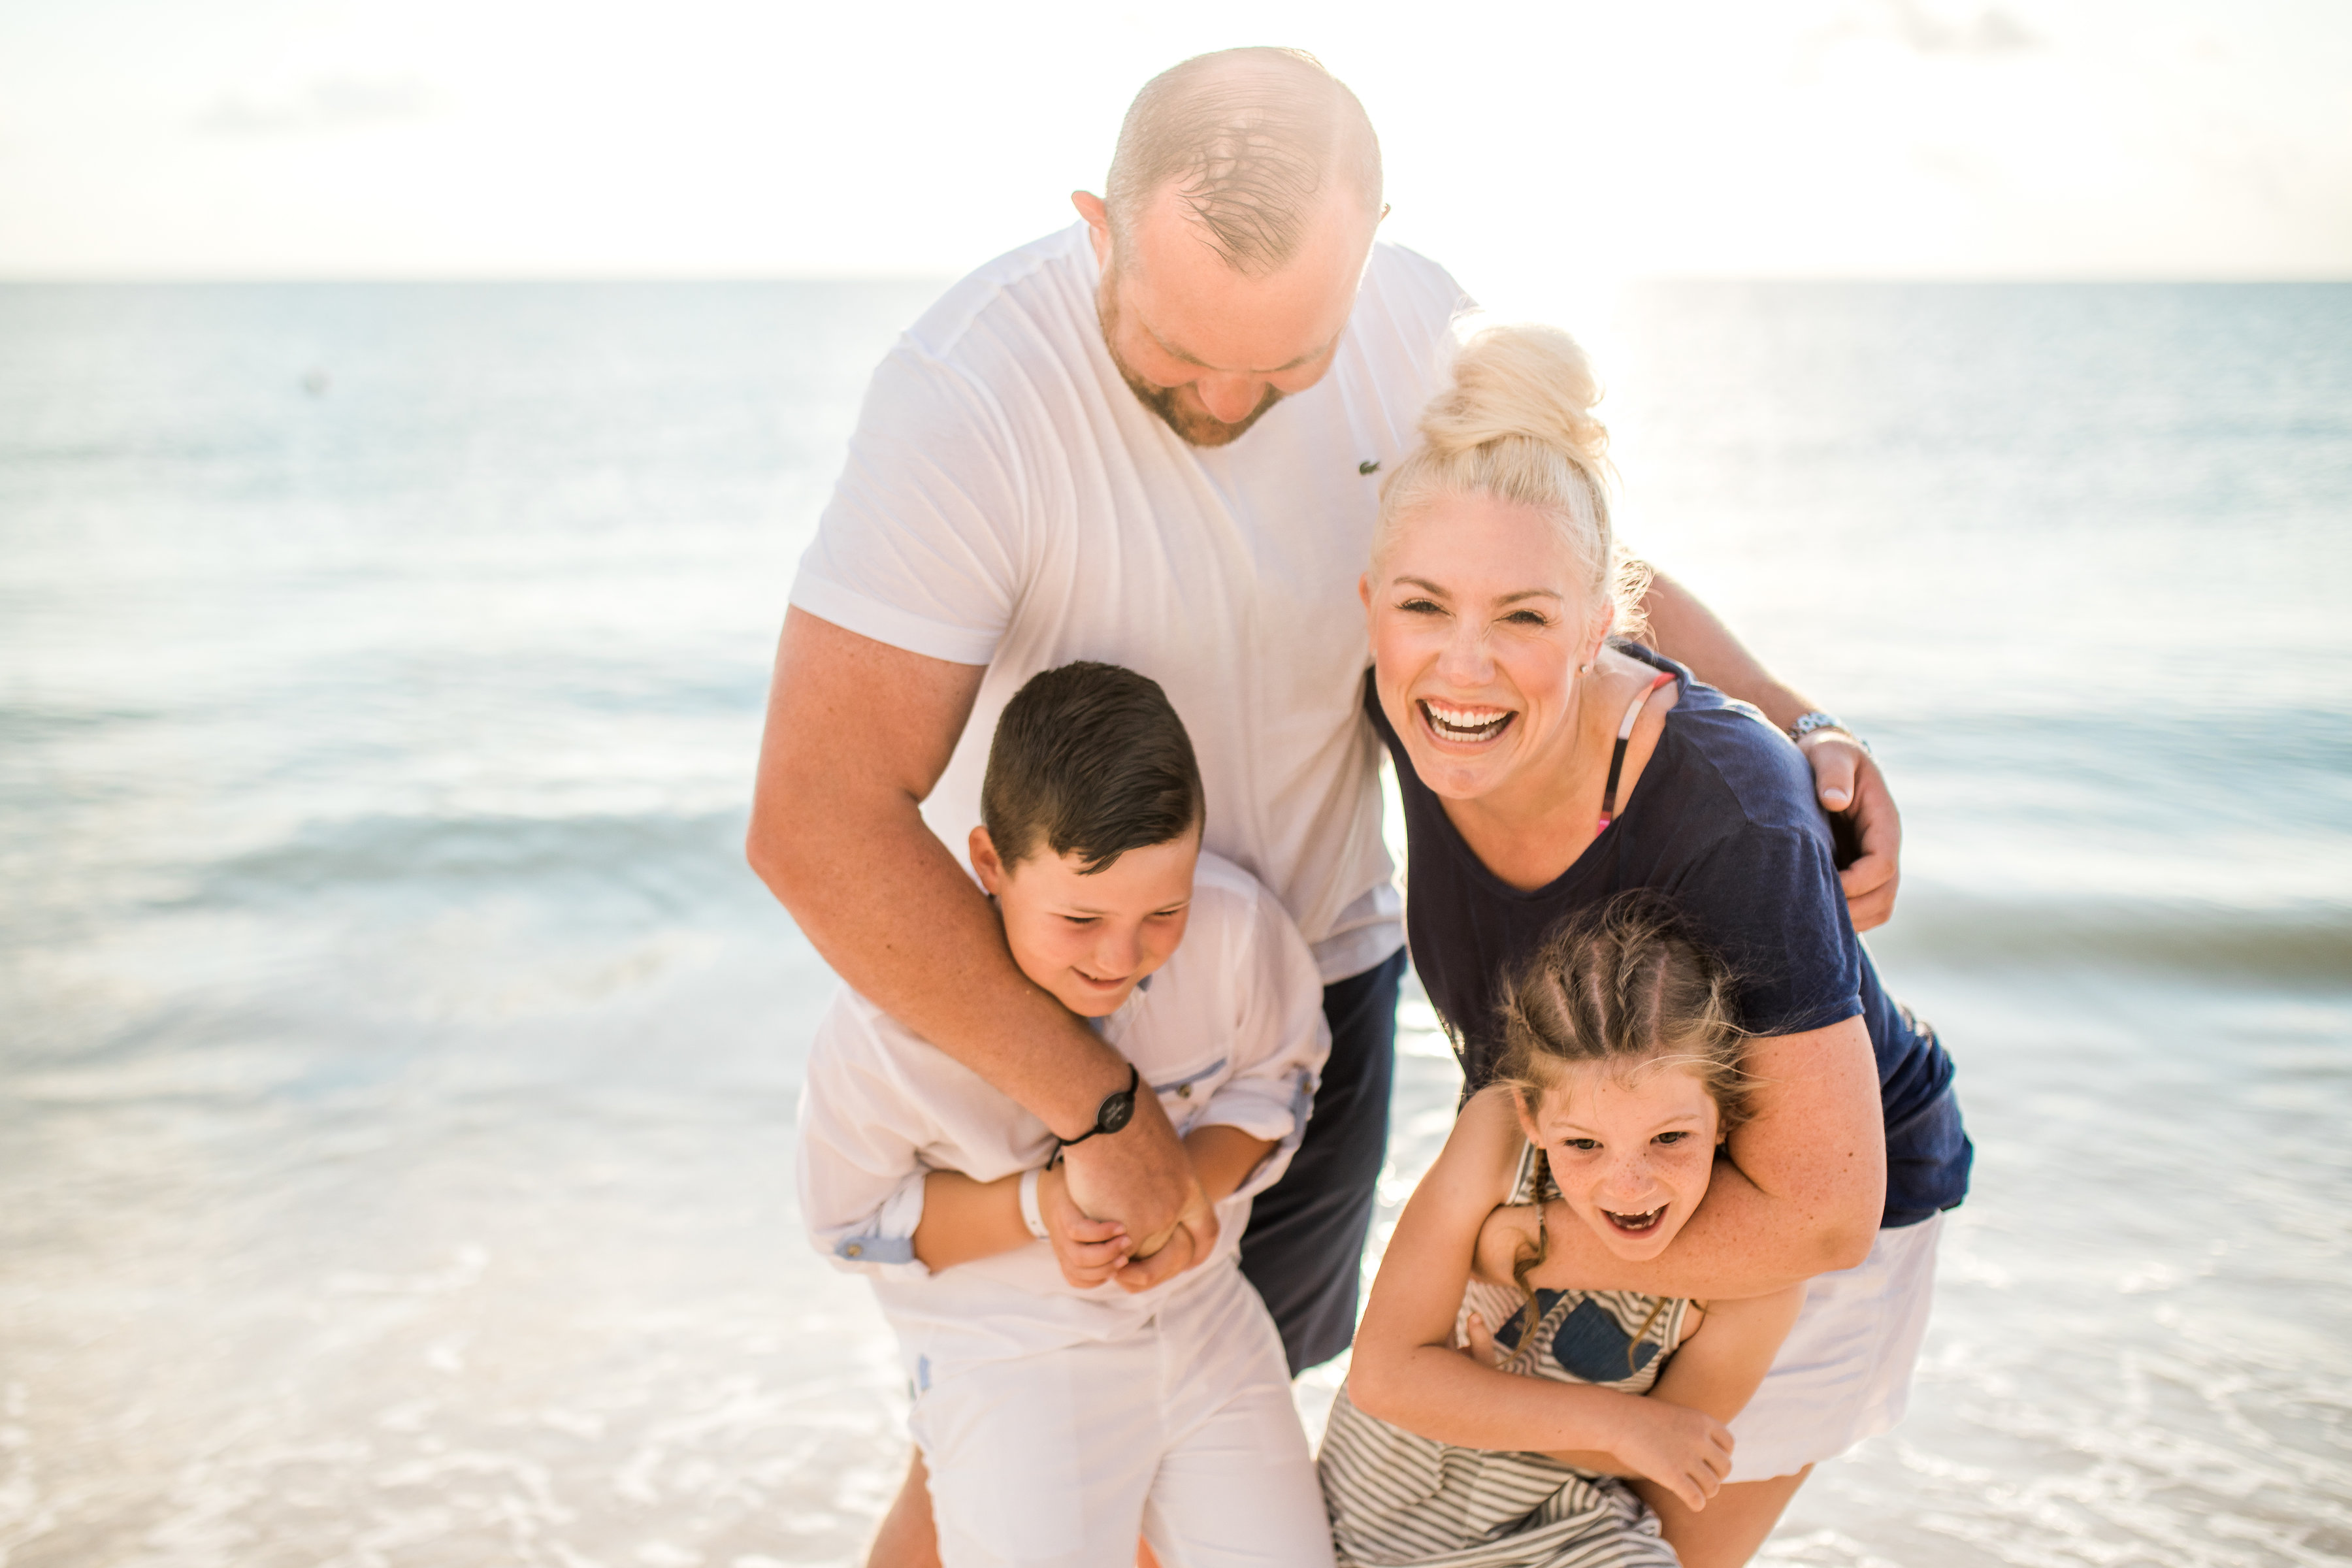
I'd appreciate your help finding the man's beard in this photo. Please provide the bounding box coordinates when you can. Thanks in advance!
[1097,272,1284,449]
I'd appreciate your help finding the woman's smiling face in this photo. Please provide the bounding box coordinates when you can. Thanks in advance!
[1516,1058,1723,1262]
[1363,492,1607,804]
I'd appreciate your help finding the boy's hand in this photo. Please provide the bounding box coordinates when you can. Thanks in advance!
[1037,1165,1133,1288]
[1613,1399,1735,1514]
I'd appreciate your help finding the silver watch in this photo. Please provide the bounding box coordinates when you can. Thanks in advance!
[1789,711,1869,753]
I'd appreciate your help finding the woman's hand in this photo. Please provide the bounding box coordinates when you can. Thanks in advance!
[1799,730,1901,932]
[1611,1399,1735,1514]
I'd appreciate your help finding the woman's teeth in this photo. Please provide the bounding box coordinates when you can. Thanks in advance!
[1603,1207,1665,1233]
[1422,701,1512,742]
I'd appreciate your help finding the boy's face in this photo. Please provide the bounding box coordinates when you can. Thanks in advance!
[970,825,1201,1018]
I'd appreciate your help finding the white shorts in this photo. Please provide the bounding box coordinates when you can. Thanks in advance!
[1725,1211,1945,1482]
[909,1265,1335,1568]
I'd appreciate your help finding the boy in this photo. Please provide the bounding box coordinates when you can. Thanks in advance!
[797,661,1337,1568]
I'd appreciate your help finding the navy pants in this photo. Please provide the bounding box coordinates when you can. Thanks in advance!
[1237,947,1404,1375]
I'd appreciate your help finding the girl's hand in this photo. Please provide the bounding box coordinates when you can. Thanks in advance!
[1037,1164,1133,1288]
[1456,1310,1503,1367]
[1613,1399,1734,1514]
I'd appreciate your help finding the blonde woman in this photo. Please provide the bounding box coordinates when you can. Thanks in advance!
[1345,324,1972,1567]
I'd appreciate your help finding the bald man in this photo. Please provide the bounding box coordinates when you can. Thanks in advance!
[752,47,1902,1568]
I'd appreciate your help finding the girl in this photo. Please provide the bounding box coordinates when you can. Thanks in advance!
[1322,892,1807,1568]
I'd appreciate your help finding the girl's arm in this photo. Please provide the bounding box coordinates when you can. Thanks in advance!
[1346,1088,1737,1512]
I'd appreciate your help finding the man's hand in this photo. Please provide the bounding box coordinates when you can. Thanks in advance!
[1035,1164,1134,1288]
[1111,1184,1220,1294]
[1058,1086,1199,1262]
[1797,730,1901,932]
[1612,1399,1735,1514]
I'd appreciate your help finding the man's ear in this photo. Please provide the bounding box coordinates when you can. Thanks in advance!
[1071,191,1112,263]
[969,826,1005,895]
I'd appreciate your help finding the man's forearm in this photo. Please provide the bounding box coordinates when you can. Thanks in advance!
[1640,569,1811,732]
[746,610,1128,1135]
[753,775,1124,1135]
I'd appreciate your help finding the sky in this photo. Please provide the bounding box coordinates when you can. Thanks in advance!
[0,0,2346,287]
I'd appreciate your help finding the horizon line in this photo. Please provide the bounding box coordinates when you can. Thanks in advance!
[2,270,2347,287]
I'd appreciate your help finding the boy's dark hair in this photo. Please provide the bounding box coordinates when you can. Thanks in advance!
[982,662,1204,874]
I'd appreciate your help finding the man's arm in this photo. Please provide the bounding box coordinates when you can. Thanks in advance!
[747,608,1201,1264]
[1641,571,1901,931]
[1524,1016,1886,1300]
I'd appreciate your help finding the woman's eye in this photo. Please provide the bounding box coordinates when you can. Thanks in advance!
[1398,598,1443,615]
[1503,610,1548,627]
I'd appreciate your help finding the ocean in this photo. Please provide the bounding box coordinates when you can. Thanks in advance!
[1,278,2346,1567]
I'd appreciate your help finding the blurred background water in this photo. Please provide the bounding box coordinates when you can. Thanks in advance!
[1,278,2347,1568]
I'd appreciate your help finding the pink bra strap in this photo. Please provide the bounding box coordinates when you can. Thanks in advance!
[1596,672,1677,832]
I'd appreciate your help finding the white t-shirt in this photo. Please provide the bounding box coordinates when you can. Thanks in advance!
[796,851,1331,1377]
[790,223,1468,981]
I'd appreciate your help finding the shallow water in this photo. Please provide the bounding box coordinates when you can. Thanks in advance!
[2,279,2347,1567]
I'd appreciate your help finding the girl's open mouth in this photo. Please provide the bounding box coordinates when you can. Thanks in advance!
[1601,1206,1666,1235]
[1419,700,1515,745]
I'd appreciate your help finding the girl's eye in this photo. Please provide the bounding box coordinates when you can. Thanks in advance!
[1654,1131,1688,1145]
[1062,915,1100,928]
[1561,1137,1599,1152]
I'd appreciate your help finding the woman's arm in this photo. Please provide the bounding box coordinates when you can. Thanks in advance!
[1526,1016,1886,1300]
[1346,1090,1737,1511]
[1640,570,1901,932]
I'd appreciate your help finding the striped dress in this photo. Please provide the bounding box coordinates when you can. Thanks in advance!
[1318,1152,1690,1568]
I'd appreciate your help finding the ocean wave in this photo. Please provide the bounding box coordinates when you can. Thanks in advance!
[1872,894,2352,983]
[176,808,762,918]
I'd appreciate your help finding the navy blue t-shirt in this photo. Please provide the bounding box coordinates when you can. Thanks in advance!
[1367,649,1970,1227]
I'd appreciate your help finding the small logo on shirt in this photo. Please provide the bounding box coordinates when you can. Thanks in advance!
[1359,459,1380,475]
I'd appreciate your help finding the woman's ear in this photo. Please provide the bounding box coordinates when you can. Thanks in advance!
[1358,571,1373,612]
[969,826,1005,895]
[1588,599,1617,664]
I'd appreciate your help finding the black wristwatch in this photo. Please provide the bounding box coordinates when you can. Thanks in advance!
[1057,1064,1139,1151]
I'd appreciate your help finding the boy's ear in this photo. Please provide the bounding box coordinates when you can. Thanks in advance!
[969,826,1005,895]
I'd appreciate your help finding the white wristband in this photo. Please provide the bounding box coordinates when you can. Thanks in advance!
[1018,1168,1049,1241]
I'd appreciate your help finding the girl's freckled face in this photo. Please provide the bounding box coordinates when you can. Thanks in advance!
[1517,1061,1723,1262]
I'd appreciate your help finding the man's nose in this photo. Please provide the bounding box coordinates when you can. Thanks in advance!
[1195,374,1264,425]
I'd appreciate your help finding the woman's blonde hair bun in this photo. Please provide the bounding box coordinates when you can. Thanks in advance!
[1374,319,1644,638]
[1416,321,1610,480]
